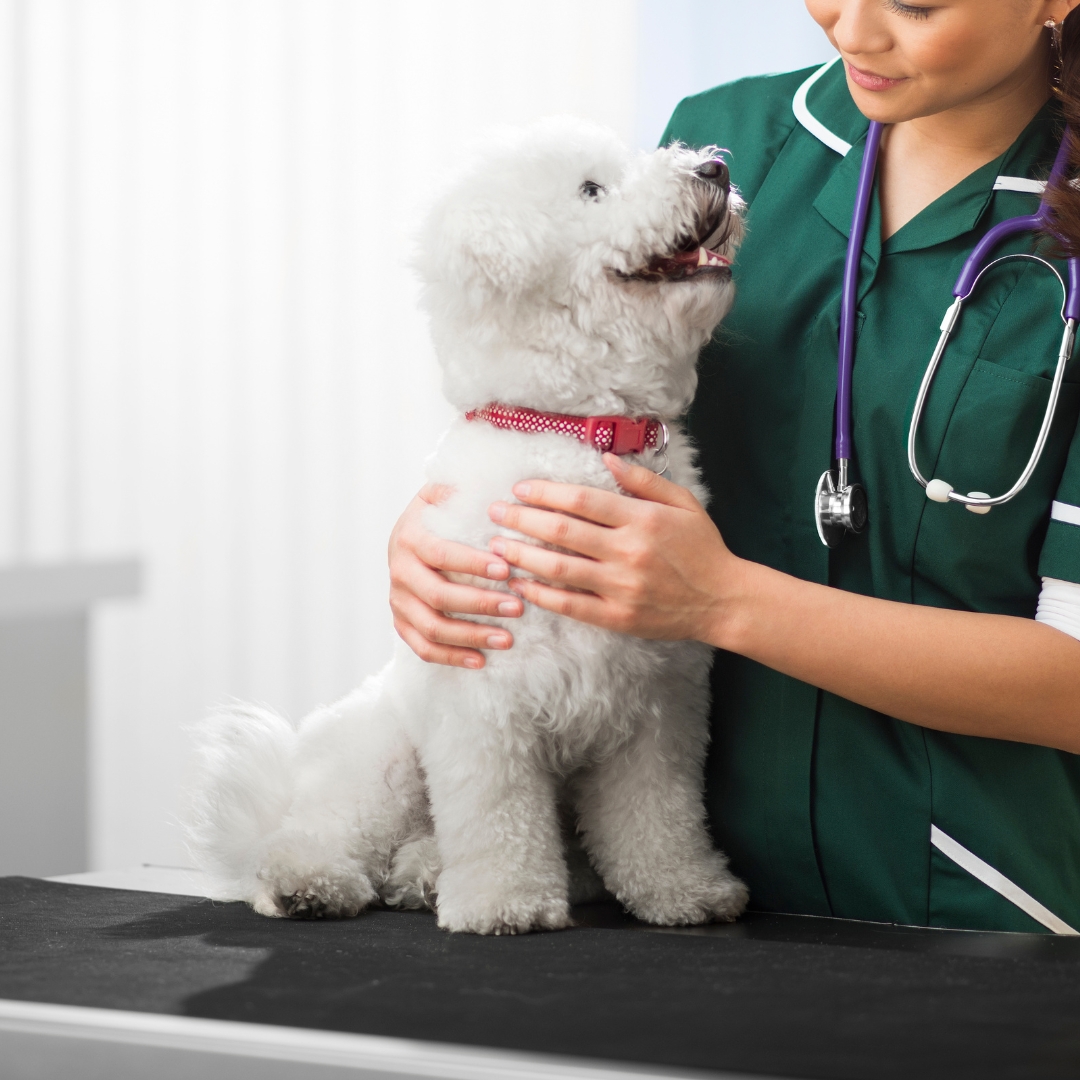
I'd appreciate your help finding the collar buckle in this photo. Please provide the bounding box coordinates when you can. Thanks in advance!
[584,415,649,455]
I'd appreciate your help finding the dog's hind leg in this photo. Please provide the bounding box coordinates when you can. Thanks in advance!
[186,703,299,906]
[250,676,425,919]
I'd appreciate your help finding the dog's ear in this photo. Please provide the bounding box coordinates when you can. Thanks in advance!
[418,192,554,303]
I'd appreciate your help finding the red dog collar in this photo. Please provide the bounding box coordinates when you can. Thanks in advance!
[465,403,666,456]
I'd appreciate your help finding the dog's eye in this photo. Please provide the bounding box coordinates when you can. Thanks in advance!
[580,180,604,200]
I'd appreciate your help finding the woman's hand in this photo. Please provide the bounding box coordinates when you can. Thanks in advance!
[487,454,746,644]
[389,485,523,669]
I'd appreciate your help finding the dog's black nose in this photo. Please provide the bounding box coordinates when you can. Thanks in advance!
[695,158,730,191]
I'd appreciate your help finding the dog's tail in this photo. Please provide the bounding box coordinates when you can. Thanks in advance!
[184,702,297,902]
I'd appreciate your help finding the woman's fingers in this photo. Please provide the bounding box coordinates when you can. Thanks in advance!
[489,536,605,592]
[390,552,522,620]
[418,482,454,506]
[390,586,514,660]
[498,456,700,538]
[393,617,487,670]
[390,513,523,618]
[413,527,511,582]
[393,617,484,669]
[601,453,701,508]
[508,576,612,628]
[392,487,510,583]
[507,478,632,526]
[488,501,613,558]
[387,486,524,669]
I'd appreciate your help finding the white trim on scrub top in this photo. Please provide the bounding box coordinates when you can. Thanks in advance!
[930,826,1079,935]
[792,56,852,156]
[790,61,1052,196]
[1052,499,1080,526]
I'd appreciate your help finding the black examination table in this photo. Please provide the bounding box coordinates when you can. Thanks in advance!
[1,875,1079,1080]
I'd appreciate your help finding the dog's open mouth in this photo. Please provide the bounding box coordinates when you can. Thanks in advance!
[643,245,732,280]
[616,209,735,283]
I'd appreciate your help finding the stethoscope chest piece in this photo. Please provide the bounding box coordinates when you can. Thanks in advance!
[815,464,867,549]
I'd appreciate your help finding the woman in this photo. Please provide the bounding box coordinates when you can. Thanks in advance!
[388,0,1080,933]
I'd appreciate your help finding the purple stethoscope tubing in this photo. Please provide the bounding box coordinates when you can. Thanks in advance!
[953,134,1080,311]
[833,121,1079,522]
[835,119,885,463]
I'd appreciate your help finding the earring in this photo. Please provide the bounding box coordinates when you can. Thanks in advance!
[1047,18,1064,95]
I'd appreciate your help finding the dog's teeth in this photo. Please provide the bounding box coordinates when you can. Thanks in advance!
[697,246,708,267]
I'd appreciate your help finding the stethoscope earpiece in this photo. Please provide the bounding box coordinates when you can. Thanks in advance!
[925,479,953,503]
[925,480,994,515]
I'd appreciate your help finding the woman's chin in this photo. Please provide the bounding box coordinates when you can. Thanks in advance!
[846,86,929,125]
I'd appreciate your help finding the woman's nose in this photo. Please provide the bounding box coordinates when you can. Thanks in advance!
[695,158,730,192]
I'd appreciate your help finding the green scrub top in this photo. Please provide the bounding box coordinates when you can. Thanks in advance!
[663,58,1080,934]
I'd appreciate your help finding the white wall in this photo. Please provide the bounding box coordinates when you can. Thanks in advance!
[0,0,836,872]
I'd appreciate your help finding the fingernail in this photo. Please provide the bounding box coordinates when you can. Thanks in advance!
[513,482,531,498]
[486,633,510,648]
[603,452,625,471]
[489,502,506,523]
[489,537,506,556]
[486,561,509,579]
[464,656,482,669]
[497,600,521,616]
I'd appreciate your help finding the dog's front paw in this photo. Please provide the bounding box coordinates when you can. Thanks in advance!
[437,893,572,935]
[252,865,377,920]
[622,859,748,926]
[434,866,571,935]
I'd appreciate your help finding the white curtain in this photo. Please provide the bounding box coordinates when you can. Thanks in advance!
[1,0,829,871]
[0,0,637,869]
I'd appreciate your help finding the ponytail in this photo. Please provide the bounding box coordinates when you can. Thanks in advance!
[1044,11,1080,254]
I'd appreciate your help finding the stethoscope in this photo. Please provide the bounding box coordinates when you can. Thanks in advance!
[815,121,1080,548]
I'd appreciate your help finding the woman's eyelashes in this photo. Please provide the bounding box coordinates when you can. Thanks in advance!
[885,0,931,20]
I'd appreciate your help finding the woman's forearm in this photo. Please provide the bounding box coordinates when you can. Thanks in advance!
[481,460,1080,752]
[716,559,1080,753]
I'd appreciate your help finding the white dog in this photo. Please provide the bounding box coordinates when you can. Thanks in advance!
[187,116,748,935]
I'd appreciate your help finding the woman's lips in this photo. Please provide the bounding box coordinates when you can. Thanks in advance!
[846,61,908,91]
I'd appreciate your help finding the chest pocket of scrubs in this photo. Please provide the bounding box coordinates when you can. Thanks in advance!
[913,360,1080,615]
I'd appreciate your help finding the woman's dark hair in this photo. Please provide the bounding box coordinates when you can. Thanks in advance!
[1044,10,1080,255]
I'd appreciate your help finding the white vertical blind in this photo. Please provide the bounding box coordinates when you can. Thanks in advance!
[3,0,833,872]
[0,0,637,869]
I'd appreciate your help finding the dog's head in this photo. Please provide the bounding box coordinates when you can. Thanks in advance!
[417,116,744,418]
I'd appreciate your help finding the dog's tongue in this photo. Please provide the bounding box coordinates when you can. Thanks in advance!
[651,246,731,274]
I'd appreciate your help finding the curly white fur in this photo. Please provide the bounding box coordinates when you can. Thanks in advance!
[187,116,749,934]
